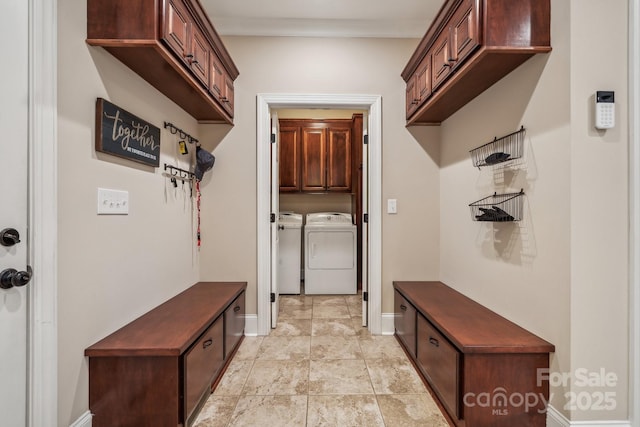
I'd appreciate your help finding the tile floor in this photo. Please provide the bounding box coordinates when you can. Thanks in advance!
[194,293,449,427]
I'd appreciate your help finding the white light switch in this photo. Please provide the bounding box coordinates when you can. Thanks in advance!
[387,199,397,214]
[97,188,129,215]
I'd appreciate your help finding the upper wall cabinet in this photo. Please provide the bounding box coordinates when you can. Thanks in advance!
[87,0,239,123]
[402,0,551,125]
[279,119,352,194]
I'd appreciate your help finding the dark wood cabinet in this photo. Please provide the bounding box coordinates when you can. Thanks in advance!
[85,282,246,427]
[301,126,327,191]
[279,125,302,192]
[87,0,239,123]
[224,292,245,359]
[327,127,352,191]
[394,281,554,427]
[394,290,417,358]
[279,119,352,193]
[403,0,550,124]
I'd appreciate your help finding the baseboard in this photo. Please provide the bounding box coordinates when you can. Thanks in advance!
[381,312,395,335]
[244,314,258,336]
[69,411,92,427]
[546,405,631,427]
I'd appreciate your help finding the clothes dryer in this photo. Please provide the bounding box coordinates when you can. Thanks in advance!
[304,212,356,295]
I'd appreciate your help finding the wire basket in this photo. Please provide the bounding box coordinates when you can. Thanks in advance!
[469,126,525,168]
[469,190,524,222]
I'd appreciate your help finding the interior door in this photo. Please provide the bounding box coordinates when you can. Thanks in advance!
[1,0,30,423]
[361,125,369,326]
[271,112,280,328]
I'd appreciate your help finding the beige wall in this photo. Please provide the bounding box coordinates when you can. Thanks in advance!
[438,0,628,421]
[569,0,629,421]
[57,0,631,424]
[57,0,202,424]
[198,36,442,315]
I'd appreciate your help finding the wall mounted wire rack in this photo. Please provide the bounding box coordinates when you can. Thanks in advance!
[469,189,524,222]
[469,126,525,168]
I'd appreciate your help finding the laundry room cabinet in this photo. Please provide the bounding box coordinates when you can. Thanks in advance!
[278,119,352,193]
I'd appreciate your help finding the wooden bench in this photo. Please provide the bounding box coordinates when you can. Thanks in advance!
[394,281,554,427]
[85,281,246,427]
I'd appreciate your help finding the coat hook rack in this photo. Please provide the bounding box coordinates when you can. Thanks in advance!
[164,163,196,181]
[163,121,199,146]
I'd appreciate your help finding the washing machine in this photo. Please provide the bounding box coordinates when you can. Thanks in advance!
[278,212,303,294]
[304,212,357,295]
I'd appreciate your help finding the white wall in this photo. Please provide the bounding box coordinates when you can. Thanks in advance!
[198,36,442,314]
[57,0,201,424]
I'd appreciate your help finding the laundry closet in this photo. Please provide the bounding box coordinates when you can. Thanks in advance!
[276,109,366,295]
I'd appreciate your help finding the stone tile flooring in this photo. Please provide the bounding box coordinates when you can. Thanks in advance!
[193,293,449,427]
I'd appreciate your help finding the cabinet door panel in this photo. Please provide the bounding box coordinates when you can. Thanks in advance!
[222,75,234,115]
[327,127,351,192]
[210,56,224,99]
[451,0,479,67]
[184,317,224,422]
[431,29,452,90]
[190,26,210,86]
[163,0,190,61]
[224,292,245,359]
[417,314,460,420]
[279,126,300,192]
[301,128,326,191]
[406,74,418,119]
[394,291,417,357]
[416,56,431,102]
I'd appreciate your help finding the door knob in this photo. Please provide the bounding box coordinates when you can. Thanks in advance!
[0,266,32,289]
[0,228,21,247]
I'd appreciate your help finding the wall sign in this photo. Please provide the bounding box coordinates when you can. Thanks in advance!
[95,98,161,167]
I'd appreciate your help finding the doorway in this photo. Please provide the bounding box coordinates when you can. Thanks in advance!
[256,94,382,336]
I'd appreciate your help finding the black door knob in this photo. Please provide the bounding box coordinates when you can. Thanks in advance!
[0,228,21,247]
[0,266,32,289]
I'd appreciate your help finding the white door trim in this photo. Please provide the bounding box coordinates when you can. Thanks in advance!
[28,0,58,425]
[256,93,383,336]
[630,0,640,424]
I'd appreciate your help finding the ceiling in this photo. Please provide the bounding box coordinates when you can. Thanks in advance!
[200,0,444,38]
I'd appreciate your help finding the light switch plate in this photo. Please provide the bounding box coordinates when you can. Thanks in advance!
[97,188,129,215]
[387,199,397,214]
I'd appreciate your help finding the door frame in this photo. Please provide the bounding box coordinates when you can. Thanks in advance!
[256,93,382,336]
[28,0,58,424]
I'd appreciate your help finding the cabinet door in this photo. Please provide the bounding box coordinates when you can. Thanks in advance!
[222,74,234,115]
[184,316,224,423]
[451,0,479,68]
[224,292,245,359]
[394,291,417,357]
[327,127,351,192]
[431,27,452,91]
[417,314,460,420]
[189,25,210,87]
[416,56,432,103]
[210,56,225,99]
[163,0,190,62]
[279,126,300,192]
[406,74,418,119]
[301,127,326,191]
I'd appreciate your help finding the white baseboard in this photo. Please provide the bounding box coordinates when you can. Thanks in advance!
[381,313,395,335]
[546,405,631,427]
[69,411,92,427]
[244,314,258,336]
